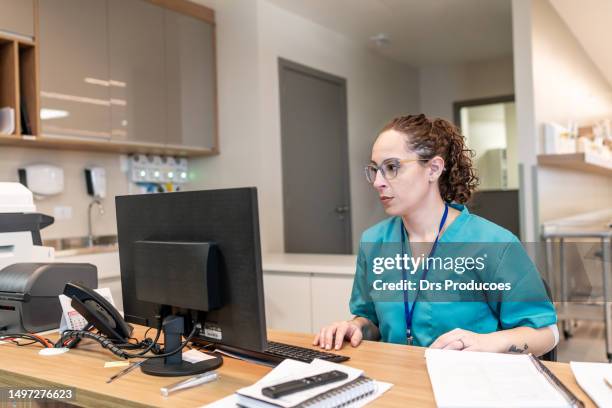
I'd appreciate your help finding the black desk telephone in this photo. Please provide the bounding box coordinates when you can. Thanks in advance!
[61,281,223,377]
[63,282,133,343]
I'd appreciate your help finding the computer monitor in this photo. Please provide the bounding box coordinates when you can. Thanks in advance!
[116,187,268,359]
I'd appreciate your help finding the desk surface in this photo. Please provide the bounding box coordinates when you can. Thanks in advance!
[0,327,596,408]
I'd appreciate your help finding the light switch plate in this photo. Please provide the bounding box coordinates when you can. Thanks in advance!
[119,155,129,173]
[53,206,72,220]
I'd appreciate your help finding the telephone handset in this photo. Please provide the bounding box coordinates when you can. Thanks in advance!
[63,282,133,343]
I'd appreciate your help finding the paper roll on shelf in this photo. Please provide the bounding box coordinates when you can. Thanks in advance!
[0,107,16,135]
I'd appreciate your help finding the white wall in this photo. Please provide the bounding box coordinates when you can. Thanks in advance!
[256,0,419,252]
[419,56,515,122]
[532,1,612,128]
[464,104,508,190]
[530,0,612,223]
[189,0,419,253]
[187,0,262,191]
[512,0,539,241]
[0,147,128,239]
[466,104,507,162]
[504,103,519,189]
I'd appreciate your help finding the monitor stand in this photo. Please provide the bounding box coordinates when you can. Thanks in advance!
[140,315,223,377]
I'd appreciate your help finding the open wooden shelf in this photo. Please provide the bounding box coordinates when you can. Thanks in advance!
[18,42,38,135]
[0,32,39,138]
[2,0,219,158]
[537,153,612,176]
[0,38,18,135]
[0,133,217,157]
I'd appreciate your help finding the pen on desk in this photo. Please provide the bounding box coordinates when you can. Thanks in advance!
[161,371,218,397]
[107,360,144,384]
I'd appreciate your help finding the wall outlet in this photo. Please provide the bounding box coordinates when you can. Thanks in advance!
[119,154,129,173]
[53,206,73,220]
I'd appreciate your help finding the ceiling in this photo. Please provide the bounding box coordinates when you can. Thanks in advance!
[550,0,612,87]
[266,0,513,67]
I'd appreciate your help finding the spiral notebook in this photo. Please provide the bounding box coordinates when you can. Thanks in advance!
[230,358,392,408]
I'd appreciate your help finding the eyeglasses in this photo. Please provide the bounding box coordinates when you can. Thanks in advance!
[364,158,428,184]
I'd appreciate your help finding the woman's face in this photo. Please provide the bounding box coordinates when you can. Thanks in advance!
[370,129,432,216]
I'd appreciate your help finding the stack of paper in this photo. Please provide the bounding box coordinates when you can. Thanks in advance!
[203,359,392,408]
[425,349,573,408]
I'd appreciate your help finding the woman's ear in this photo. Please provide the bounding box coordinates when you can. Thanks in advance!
[429,156,445,181]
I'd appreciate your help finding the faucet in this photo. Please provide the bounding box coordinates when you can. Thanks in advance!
[87,198,104,247]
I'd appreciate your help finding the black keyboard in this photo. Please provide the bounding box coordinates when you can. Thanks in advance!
[215,341,350,366]
[263,341,349,364]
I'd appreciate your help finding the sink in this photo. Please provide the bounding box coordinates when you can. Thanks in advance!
[91,235,118,247]
[44,235,118,251]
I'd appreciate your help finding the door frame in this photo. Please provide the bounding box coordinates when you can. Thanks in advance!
[278,58,352,254]
[453,94,524,240]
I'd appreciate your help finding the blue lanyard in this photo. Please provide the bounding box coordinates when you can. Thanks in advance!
[402,202,449,345]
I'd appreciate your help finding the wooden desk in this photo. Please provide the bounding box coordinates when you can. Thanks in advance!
[0,327,596,408]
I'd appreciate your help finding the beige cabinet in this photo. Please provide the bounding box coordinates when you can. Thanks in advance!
[34,0,217,154]
[164,9,217,150]
[311,275,353,333]
[263,272,312,333]
[38,0,111,140]
[0,0,34,38]
[108,0,166,145]
[263,270,354,334]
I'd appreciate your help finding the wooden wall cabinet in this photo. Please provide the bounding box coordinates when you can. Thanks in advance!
[0,0,35,38]
[38,0,111,141]
[1,0,218,157]
[0,34,38,137]
[164,8,217,151]
[108,0,166,145]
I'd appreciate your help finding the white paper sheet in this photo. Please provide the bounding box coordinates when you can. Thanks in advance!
[182,349,218,364]
[570,361,612,408]
[200,358,393,408]
[425,349,570,408]
[201,380,393,408]
[236,358,363,408]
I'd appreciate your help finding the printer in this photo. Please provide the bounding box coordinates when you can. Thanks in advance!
[0,183,97,333]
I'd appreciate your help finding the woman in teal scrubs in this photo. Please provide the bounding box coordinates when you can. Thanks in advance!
[313,114,558,356]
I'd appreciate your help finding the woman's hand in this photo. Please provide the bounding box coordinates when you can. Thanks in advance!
[430,326,556,356]
[429,328,496,352]
[313,320,364,350]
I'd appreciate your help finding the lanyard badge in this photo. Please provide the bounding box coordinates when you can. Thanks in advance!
[402,203,449,346]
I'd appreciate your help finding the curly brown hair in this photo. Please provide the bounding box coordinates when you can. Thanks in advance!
[380,114,479,204]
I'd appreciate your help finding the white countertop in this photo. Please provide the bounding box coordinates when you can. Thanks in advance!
[54,244,118,258]
[55,250,358,277]
[262,253,357,276]
[542,208,612,238]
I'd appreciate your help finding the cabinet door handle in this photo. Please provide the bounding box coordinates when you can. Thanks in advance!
[334,205,350,214]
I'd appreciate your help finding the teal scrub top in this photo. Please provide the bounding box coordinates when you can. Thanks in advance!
[349,203,557,347]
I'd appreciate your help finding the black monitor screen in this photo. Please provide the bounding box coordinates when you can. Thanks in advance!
[116,187,267,352]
